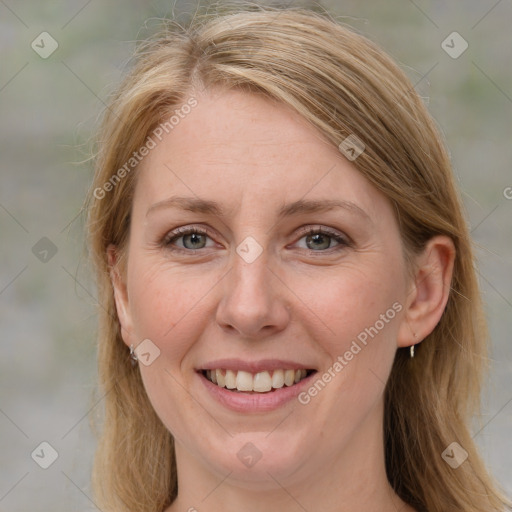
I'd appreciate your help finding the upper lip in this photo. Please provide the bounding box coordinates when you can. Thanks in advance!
[197,358,317,373]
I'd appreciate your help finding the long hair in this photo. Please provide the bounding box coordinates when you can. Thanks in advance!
[85,3,511,511]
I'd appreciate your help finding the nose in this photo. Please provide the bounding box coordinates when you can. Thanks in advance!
[215,248,290,339]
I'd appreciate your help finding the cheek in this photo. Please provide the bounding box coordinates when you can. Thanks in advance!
[126,262,216,440]
[290,264,406,420]
[127,260,217,360]
[294,263,405,354]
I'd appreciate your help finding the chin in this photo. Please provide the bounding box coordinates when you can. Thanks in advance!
[201,432,312,488]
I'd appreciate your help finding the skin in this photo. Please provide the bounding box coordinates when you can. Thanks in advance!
[109,87,455,512]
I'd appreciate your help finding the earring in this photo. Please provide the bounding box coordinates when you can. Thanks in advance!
[410,332,418,358]
[129,344,138,366]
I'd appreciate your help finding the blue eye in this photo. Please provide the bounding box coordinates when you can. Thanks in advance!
[295,228,349,251]
[163,227,214,251]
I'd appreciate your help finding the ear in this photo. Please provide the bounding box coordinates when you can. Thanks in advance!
[107,244,134,347]
[397,235,455,349]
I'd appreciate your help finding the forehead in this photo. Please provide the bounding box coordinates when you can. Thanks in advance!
[146,88,331,168]
[132,88,386,220]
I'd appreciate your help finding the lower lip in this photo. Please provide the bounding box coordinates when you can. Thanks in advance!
[198,371,316,413]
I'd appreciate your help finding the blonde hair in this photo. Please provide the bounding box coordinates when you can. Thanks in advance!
[85,3,511,511]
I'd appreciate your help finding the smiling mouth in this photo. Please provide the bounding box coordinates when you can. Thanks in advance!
[201,368,316,393]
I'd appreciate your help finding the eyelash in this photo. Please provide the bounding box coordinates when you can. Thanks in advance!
[161,225,350,254]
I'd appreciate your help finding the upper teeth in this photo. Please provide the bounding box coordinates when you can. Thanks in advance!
[205,369,309,392]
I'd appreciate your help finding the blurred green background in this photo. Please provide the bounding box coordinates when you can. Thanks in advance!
[1,1,511,510]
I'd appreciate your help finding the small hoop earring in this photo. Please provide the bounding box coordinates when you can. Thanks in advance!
[129,344,138,366]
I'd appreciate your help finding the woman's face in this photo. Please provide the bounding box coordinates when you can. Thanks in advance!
[112,87,414,488]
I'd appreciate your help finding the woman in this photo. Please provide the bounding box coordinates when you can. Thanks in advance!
[85,3,511,511]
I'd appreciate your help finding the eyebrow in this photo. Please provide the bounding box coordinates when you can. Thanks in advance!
[146,195,371,222]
